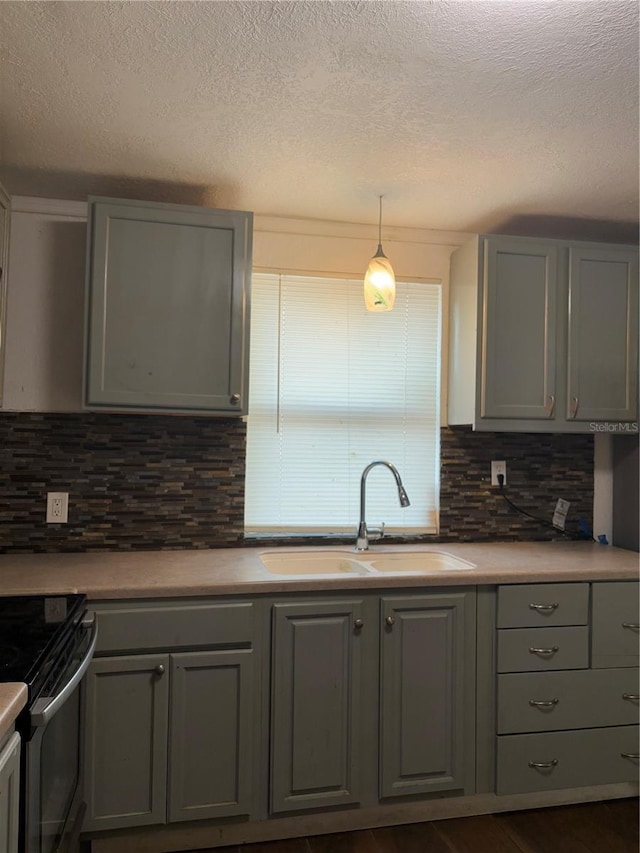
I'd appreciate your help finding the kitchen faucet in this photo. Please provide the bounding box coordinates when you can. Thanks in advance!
[355,461,410,551]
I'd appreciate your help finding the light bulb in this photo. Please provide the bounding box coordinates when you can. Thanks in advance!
[364,253,396,312]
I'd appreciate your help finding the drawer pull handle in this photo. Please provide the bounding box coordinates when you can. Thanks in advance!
[621,752,640,761]
[529,603,559,612]
[622,622,640,631]
[354,618,364,629]
[529,698,559,708]
[529,646,559,656]
[528,759,558,769]
[622,693,640,701]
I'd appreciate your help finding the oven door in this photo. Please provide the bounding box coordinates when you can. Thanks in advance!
[24,614,98,853]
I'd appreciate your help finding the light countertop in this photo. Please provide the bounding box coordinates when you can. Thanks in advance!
[0,683,27,742]
[0,541,637,600]
[0,541,637,733]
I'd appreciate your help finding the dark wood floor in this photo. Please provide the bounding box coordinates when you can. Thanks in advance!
[195,798,639,853]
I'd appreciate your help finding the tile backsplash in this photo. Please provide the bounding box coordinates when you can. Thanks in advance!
[0,414,593,553]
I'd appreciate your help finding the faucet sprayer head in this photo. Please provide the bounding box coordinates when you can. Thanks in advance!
[398,485,411,507]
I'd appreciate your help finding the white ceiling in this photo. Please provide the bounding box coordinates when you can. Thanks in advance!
[0,0,638,238]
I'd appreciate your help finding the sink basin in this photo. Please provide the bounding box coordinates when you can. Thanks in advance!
[260,551,370,575]
[260,549,475,576]
[367,551,475,573]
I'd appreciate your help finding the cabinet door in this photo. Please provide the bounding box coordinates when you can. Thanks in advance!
[0,182,10,408]
[270,599,364,813]
[168,650,254,822]
[567,247,639,422]
[592,581,640,669]
[481,238,557,420]
[85,197,252,414]
[0,732,20,853]
[83,654,169,831]
[380,592,473,798]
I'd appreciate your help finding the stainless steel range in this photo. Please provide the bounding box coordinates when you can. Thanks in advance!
[0,594,97,853]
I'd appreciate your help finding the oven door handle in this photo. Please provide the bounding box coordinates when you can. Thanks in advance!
[31,613,98,729]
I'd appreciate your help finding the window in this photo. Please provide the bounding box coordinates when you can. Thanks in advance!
[245,273,441,535]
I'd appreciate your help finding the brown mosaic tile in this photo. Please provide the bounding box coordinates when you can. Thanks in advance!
[0,415,594,553]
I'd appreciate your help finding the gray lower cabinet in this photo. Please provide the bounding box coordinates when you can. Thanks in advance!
[380,591,475,798]
[84,196,253,415]
[83,598,262,835]
[270,590,476,814]
[592,581,640,669]
[448,234,639,431]
[0,732,20,853]
[169,649,254,822]
[270,599,365,813]
[84,654,169,831]
[495,581,640,795]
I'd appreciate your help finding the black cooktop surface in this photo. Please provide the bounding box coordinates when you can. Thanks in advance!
[0,594,87,694]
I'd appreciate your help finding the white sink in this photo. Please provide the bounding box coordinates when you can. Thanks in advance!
[260,549,475,576]
[367,551,475,573]
[260,551,370,575]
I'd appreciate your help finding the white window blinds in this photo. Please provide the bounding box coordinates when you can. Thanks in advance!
[245,274,441,534]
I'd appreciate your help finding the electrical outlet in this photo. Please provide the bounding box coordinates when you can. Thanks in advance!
[46,492,69,523]
[491,460,507,486]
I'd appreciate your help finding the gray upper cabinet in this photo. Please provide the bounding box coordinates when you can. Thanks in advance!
[448,234,639,432]
[567,247,638,422]
[379,591,476,799]
[0,182,10,408]
[482,239,557,420]
[84,197,252,415]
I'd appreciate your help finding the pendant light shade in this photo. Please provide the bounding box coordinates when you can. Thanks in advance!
[364,196,395,312]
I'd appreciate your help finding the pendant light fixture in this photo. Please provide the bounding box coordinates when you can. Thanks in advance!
[364,195,395,312]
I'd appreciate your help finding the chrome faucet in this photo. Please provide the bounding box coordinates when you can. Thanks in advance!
[355,461,410,551]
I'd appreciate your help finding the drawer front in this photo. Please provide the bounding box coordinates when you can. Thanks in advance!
[497,626,589,673]
[497,584,589,628]
[95,601,255,652]
[592,582,640,668]
[496,725,639,795]
[498,668,640,734]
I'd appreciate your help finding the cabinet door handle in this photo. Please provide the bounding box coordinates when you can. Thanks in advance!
[529,698,559,708]
[529,603,559,613]
[528,759,558,769]
[230,393,241,405]
[155,664,165,676]
[621,753,640,761]
[570,396,579,418]
[529,646,559,656]
[622,622,640,630]
[545,395,555,417]
[622,693,640,701]
[385,616,395,627]
[354,618,364,629]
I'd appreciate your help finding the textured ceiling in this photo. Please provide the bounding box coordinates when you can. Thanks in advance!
[0,0,638,236]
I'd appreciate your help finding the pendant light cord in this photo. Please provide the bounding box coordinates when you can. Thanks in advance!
[378,195,383,248]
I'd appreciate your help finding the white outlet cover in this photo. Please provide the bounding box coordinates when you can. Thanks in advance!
[46,491,69,523]
[491,460,507,486]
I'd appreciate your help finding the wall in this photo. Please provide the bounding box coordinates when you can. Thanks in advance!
[0,198,603,552]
